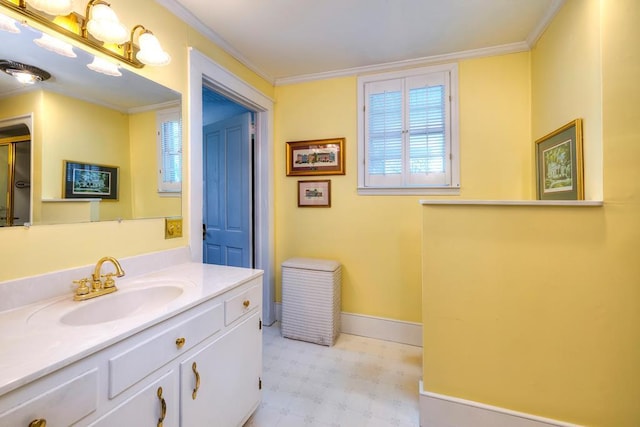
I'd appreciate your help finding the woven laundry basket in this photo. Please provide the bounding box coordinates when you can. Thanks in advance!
[281,258,341,346]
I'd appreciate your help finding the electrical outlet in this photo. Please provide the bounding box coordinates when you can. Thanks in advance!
[165,218,183,239]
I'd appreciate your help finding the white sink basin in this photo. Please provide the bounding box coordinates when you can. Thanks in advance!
[28,280,191,327]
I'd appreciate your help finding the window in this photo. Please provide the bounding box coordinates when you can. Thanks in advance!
[157,107,182,194]
[357,64,459,195]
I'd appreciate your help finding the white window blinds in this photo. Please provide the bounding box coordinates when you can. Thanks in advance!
[157,108,182,193]
[363,69,453,189]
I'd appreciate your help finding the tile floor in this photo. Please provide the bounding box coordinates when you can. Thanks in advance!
[244,323,422,427]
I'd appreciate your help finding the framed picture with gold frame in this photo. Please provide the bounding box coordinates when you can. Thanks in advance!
[286,137,345,176]
[298,180,331,207]
[535,119,584,200]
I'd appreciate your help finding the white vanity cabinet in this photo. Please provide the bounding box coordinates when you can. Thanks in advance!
[0,269,263,427]
[180,312,262,426]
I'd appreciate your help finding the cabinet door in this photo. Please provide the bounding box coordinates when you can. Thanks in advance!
[180,312,262,427]
[89,370,178,427]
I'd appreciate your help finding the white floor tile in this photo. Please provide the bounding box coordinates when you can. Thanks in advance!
[245,323,421,427]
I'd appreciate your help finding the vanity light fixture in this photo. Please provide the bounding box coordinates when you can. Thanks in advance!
[34,32,76,57]
[0,0,170,69]
[128,24,170,66]
[25,0,72,16]
[83,0,127,44]
[86,55,120,76]
[0,12,20,33]
[0,59,51,84]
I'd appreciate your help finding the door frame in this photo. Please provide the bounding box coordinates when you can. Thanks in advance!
[188,48,275,324]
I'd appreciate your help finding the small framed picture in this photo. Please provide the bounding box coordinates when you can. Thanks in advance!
[63,160,119,200]
[298,180,331,207]
[286,138,345,176]
[535,119,584,200]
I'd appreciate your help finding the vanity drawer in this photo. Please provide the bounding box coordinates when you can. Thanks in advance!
[0,368,97,427]
[225,283,261,325]
[109,302,224,398]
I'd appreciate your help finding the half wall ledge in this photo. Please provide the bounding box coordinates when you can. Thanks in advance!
[419,200,603,207]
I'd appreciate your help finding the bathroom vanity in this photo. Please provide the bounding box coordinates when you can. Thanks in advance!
[0,259,263,427]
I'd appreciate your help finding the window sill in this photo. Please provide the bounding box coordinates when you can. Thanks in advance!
[358,187,461,196]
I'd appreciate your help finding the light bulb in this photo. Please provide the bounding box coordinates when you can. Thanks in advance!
[86,4,127,44]
[136,32,171,66]
[25,0,73,16]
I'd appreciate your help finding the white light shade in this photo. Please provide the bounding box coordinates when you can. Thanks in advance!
[87,56,121,77]
[26,0,73,16]
[34,33,76,58]
[136,32,171,66]
[0,14,20,34]
[86,4,127,44]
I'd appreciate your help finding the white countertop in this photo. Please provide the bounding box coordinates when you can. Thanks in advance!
[0,262,263,396]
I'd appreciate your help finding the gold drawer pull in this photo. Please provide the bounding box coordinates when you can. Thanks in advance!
[176,337,186,349]
[243,299,250,308]
[157,386,166,427]
[29,420,46,427]
[192,361,201,400]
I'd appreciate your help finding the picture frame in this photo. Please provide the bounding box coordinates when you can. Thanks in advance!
[535,119,584,200]
[63,160,119,200]
[298,180,331,207]
[286,137,345,176]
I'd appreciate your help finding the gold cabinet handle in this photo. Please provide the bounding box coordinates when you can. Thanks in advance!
[191,361,201,400]
[157,386,166,427]
[175,337,186,349]
[243,299,250,308]
[29,420,46,427]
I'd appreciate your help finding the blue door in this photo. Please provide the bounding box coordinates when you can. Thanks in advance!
[203,112,252,267]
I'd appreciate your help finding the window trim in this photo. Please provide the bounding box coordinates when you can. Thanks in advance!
[156,106,182,195]
[357,63,460,196]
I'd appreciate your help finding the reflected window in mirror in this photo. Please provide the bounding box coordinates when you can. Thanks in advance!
[157,107,182,194]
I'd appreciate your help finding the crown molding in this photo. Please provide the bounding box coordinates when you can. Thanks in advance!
[155,0,275,84]
[275,41,530,86]
[526,0,566,47]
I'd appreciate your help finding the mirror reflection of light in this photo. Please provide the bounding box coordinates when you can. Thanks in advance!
[0,13,20,34]
[86,56,121,77]
[34,33,77,58]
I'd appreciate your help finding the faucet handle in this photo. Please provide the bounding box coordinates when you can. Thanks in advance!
[73,278,91,296]
[103,273,117,289]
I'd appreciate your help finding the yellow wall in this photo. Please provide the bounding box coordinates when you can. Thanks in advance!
[274,52,531,322]
[531,0,602,200]
[40,92,132,222]
[0,0,273,282]
[422,0,640,425]
[128,110,181,219]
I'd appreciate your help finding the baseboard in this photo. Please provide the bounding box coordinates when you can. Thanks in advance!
[419,382,583,427]
[274,302,422,347]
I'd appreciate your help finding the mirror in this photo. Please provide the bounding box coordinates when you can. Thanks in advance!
[0,18,181,226]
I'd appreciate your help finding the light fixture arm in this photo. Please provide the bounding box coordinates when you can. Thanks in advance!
[126,24,148,61]
[0,0,169,69]
[81,0,109,38]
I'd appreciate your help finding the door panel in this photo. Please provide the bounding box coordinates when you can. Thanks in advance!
[203,112,252,268]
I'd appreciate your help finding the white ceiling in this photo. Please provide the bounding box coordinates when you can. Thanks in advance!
[162,0,564,84]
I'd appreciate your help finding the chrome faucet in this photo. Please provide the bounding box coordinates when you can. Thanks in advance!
[73,256,125,301]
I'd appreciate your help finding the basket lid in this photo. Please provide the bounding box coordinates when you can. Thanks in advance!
[282,257,341,272]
